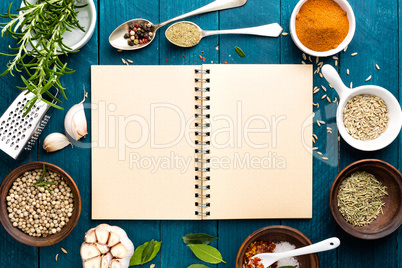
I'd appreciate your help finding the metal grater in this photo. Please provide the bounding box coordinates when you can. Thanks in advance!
[0,90,55,160]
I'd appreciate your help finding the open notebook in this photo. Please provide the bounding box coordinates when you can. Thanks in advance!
[91,64,313,220]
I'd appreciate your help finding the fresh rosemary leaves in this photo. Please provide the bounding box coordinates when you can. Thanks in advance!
[0,0,86,114]
[33,164,56,195]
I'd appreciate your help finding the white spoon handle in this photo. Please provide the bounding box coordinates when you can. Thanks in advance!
[274,237,340,260]
[202,23,283,37]
[322,64,349,100]
[157,0,247,28]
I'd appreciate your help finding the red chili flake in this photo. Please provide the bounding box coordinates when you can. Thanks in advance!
[183,55,186,58]
[224,61,228,64]
[165,58,168,62]
[243,241,277,268]
[202,51,204,53]
[199,55,203,59]
[202,57,206,61]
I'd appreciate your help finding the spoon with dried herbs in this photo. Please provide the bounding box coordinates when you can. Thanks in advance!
[109,0,247,50]
[0,0,87,114]
[165,21,283,48]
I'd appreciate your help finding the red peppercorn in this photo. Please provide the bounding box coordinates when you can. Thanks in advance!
[133,28,137,32]
[139,39,143,44]
[144,38,148,42]
[135,23,139,28]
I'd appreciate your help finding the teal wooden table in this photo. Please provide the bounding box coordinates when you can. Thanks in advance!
[0,0,401,267]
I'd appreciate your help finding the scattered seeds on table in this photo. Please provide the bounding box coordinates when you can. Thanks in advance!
[121,58,127,65]
[351,52,358,56]
[282,32,289,36]
[319,73,323,78]
[329,84,333,88]
[322,157,328,160]
[55,254,58,261]
[347,69,350,75]
[302,53,307,60]
[319,120,326,125]
[126,59,133,64]
[117,49,122,52]
[61,248,68,254]
[312,147,318,151]
[350,82,353,88]
[317,152,322,155]
[313,134,318,140]
[327,96,331,103]
[321,94,327,99]
[317,120,321,127]
[302,61,306,65]
[365,75,372,82]
[333,56,338,60]
[321,85,327,92]
[376,64,380,70]
[344,45,348,52]
[309,56,312,62]
[335,60,338,66]
[316,57,319,64]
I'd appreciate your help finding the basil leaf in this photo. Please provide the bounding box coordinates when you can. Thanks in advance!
[188,264,210,268]
[235,46,246,57]
[187,244,226,264]
[183,233,218,245]
[129,240,162,266]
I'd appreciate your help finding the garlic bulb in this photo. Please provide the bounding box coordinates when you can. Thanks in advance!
[81,224,134,268]
[64,92,87,141]
[43,133,72,152]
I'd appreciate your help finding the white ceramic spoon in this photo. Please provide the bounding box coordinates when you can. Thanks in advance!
[252,237,340,267]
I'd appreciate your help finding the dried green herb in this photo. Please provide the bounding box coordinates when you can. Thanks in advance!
[337,171,388,226]
[187,244,226,264]
[183,233,218,245]
[235,46,246,57]
[129,240,162,266]
[165,22,201,47]
[0,0,86,114]
[33,164,56,195]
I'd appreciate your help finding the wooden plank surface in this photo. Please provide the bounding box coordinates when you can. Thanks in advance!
[0,0,400,267]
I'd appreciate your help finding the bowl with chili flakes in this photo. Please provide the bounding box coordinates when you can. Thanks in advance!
[290,0,356,57]
[235,225,320,268]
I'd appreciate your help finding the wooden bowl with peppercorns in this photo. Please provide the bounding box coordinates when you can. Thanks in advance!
[0,161,81,247]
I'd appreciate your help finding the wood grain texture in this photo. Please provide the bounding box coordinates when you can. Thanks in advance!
[0,0,400,267]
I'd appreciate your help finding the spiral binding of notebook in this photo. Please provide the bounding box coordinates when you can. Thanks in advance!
[194,69,211,218]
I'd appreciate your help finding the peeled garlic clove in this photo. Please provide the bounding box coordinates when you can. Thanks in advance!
[100,253,112,268]
[85,229,97,244]
[96,243,109,254]
[64,92,87,141]
[110,260,122,268]
[80,243,101,260]
[83,256,101,268]
[108,232,121,247]
[95,224,110,245]
[111,243,128,259]
[43,133,72,152]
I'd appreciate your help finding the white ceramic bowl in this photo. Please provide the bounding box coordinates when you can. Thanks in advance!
[322,65,402,151]
[20,0,96,53]
[290,0,356,57]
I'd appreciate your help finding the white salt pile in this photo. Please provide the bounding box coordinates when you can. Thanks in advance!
[274,242,300,268]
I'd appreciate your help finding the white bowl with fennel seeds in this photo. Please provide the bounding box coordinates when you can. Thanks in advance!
[322,64,402,151]
[20,0,97,54]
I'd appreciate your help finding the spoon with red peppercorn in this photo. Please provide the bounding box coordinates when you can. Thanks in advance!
[165,21,283,48]
[109,0,247,50]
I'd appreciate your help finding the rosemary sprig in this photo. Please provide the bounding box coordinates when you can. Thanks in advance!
[33,164,56,195]
[0,0,86,114]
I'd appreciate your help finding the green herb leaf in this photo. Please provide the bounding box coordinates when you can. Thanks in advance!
[187,244,226,264]
[235,46,246,57]
[129,240,162,266]
[183,233,218,245]
[188,264,210,268]
[33,164,46,185]
[141,239,155,263]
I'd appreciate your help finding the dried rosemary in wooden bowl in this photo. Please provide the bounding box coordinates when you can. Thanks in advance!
[329,159,402,240]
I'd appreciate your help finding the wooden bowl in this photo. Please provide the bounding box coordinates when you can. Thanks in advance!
[235,225,320,268]
[329,159,402,240]
[0,161,81,247]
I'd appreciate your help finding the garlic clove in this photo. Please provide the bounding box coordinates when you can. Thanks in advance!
[110,259,122,268]
[95,224,110,245]
[100,253,113,268]
[85,229,97,244]
[80,243,101,260]
[108,232,121,247]
[110,243,128,259]
[64,92,88,141]
[83,256,101,268]
[96,243,110,254]
[43,132,72,152]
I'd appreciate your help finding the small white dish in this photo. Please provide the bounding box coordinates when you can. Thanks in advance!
[20,0,96,53]
[322,64,402,151]
[290,0,356,57]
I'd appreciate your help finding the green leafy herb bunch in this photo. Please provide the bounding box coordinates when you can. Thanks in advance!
[0,0,86,113]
